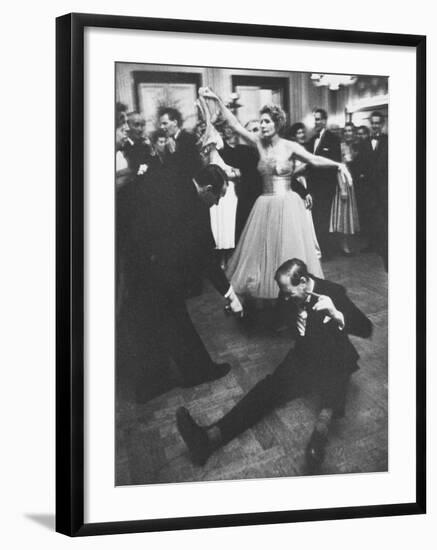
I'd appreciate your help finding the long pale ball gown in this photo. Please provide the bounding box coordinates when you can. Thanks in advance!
[226,140,324,299]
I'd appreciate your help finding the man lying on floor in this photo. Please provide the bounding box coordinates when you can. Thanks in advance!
[176,257,372,472]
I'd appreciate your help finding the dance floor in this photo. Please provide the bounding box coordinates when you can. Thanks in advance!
[116,252,388,485]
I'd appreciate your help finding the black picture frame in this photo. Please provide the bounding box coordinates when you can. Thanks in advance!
[56,12,426,537]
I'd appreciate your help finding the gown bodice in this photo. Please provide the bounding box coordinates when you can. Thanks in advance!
[257,147,294,195]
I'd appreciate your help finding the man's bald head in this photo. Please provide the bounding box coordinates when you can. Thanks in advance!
[127,111,146,141]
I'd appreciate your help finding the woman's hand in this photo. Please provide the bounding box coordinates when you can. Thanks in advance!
[338,163,353,187]
[304,194,313,209]
[199,87,219,101]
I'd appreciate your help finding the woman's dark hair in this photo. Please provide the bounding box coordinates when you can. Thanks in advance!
[274,258,309,285]
[260,104,287,132]
[195,164,228,195]
[158,106,183,127]
[151,128,167,142]
[285,122,306,141]
[358,125,370,137]
[115,102,127,127]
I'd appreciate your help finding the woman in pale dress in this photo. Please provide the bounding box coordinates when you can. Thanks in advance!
[200,88,351,301]
[329,122,360,255]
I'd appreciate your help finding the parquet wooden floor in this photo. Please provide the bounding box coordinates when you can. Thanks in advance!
[115,252,388,485]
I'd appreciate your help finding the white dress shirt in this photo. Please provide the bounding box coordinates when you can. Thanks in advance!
[313,128,325,153]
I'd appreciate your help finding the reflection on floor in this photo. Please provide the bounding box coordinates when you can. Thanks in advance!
[116,253,388,485]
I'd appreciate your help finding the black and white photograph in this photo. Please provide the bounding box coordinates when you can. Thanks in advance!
[115,62,389,485]
[1,0,432,545]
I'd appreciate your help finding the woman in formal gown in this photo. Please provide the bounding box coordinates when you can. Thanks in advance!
[201,88,351,300]
[329,122,360,255]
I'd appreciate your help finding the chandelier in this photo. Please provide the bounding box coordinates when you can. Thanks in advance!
[310,74,357,91]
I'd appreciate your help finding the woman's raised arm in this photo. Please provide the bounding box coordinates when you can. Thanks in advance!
[199,87,258,147]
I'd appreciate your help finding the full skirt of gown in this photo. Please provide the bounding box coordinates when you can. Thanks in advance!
[226,190,324,299]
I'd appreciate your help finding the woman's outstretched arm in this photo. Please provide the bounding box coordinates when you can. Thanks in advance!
[290,141,351,181]
[290,141,340,168]
[200,87,258,147]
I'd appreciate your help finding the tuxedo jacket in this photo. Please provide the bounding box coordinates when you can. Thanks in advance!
[168,129,203,180]
[123,138,153,174]
[353,139,373,181]
[117,168,229,301]
[280,277,372,377]
[306,129,341,198]
[368,134,388,205]
[279,276,372,412]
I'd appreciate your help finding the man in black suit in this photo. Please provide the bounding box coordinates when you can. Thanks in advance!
[176,258,372,471]
[306,109,342,258]
[159,106,203,180]
[353,125,373,245]
[368,111,388,271]
[117,164,243,398]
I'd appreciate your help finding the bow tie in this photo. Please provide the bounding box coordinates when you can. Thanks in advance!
[372,135,380,140]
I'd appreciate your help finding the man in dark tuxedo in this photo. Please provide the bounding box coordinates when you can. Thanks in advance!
[159,106,203,180]
[124,112,153,176]
[306,109,342,259]
[353,125,373,245]
[117,164,243,398]
[367,111,388,271]
[219,126,262,244]
[176,258,372,471]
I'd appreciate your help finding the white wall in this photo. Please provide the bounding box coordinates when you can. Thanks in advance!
[1,1,435,549]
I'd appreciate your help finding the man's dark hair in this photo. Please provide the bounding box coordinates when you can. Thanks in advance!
[195,164,228,194]
[274,258,310,285]
[314,108,328,120]
[151,128,167,142]
[370,110,384,121]
[158,106,183,127]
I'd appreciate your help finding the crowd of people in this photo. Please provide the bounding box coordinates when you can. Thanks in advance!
[115,87,386,472]
[117,99,388,275]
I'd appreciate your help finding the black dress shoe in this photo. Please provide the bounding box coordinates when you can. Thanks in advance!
[181,362,231,388]
[176,407,211,466]
[305,429,328,474]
